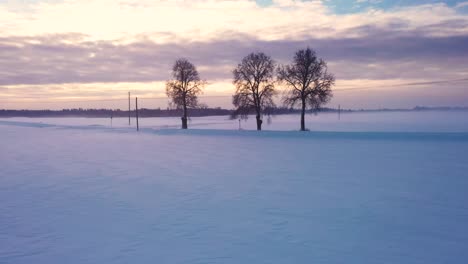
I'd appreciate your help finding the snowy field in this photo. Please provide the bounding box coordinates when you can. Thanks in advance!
[3,110,468,132]
[1,112,468,263]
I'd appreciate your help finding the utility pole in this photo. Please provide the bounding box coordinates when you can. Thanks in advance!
[128,92,131,126]
[135,97,139,132]
[338,104,341,121]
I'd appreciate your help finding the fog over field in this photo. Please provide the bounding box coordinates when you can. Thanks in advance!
[2,111,468,132]
[1,112,468,264]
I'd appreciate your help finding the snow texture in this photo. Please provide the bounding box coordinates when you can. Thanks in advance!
[1,112,468,264]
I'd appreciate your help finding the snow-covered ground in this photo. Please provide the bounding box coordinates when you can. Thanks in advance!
[1,112,468,264]
[3,110,468,132]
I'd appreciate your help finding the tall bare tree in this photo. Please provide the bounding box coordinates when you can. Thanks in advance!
[166,59,205,129]
[278,48,334,131]
[232,52,277,131]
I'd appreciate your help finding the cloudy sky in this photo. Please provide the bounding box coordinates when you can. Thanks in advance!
[1,0,467,109]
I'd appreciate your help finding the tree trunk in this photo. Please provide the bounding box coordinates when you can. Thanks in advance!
[182,103,188,129]
[181,117,188,129]
[256,115,263,131]
[300,98,306,131]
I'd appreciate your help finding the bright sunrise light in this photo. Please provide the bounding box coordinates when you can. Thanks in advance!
[1,0,467,109]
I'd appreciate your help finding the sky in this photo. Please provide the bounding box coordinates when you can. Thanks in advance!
[0,0,467,110]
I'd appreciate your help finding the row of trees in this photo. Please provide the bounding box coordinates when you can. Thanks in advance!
[166,47,335,131]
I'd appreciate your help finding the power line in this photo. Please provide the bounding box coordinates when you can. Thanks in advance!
[334,78,468,91]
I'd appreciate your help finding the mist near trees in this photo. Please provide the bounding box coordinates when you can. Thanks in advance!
[165,48,335,131]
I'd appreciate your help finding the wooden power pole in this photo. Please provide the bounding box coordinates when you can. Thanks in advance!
[338,104,341,120]
[135,97,139,132]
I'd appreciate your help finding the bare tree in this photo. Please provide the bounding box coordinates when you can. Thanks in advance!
[278,48,334,131]
[232,52,277,131]
[166,59,205,129]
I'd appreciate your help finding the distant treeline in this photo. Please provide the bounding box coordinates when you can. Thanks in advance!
[354,106,468,112]
[0,107,336,118]
[0,106,466,118]
[0,108,230,118]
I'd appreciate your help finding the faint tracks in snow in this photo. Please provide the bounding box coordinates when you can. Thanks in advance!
[1,119,468,142]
